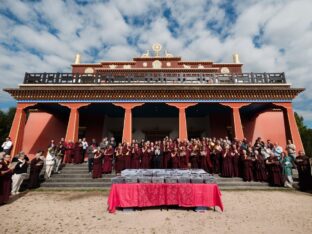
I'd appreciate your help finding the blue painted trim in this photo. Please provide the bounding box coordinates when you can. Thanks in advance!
[17,99,292,103]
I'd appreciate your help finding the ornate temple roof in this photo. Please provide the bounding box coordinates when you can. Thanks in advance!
[3,43,304,102]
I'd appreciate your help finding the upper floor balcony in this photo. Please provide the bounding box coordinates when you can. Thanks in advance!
[23,72,287,85]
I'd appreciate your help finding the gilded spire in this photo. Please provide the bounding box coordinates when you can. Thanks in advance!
[74,53,81,64]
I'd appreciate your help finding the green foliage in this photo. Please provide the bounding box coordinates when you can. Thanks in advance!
[0,107,16,145]
[295,112,312,157]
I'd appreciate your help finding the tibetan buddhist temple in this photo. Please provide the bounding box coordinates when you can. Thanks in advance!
[4,44,305,157]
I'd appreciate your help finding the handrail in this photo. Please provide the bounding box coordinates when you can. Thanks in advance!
[23,72,286,84]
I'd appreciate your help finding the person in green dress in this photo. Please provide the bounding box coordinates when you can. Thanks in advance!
[281,152,294,188]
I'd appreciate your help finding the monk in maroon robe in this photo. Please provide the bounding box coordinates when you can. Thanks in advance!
[102,145,114,174]
[163,142,171,169]
[178,146,188,169]
[114,145,124,174]
[253,151,267,182]
[231,145,240,177]
[131,144,141,169]
[206,148,213,174]
[141,145,151,169]
[0,155,13,204]
[123,143,131,169]
[28,151,44,189]
[199,146,207,171]
[64,140,75,163]
[242,152,253,181]
[221,147,234,177]
[92,149,103,178]
[73,140,83,164]
[266,154,283,186]
[171,148,179,168]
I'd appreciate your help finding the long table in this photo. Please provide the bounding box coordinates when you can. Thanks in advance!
[107,183,223,213]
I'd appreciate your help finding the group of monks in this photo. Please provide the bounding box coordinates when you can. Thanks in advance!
[0,151,45,205]
[89,136,311,190]
[1,136,312,205]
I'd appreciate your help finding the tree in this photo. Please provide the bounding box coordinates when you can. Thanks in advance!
[295,112,312,157]
[0,107,16,146]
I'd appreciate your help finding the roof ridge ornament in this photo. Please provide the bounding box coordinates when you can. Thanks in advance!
[233,53,240,64]
[74,53,81,64]
[165,50,173,58]
[152,43,162,57]
[141,50,150,58]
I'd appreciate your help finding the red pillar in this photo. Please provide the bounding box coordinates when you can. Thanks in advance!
[273,102,304,152]
[9,103,37,156]
[220,102,250,140]
[60,103,90,142]
[113,103,144,143]
[166,103,198,141]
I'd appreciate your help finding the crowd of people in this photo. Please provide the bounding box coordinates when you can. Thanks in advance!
[1,135,312,205]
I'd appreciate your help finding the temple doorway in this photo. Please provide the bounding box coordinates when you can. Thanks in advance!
[132,103,178,141]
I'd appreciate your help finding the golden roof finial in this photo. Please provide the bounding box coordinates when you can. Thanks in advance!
[74,53,81,64]
[152,43,162,57]
[233,53,240,64]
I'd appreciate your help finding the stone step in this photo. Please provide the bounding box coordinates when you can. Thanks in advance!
[41,182,111,187]
[59,169,90,173]
[219,186,289,190]
[46,178,113,182]
[217,181,269,187]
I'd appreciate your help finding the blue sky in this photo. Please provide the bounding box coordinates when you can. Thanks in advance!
[0,0,312,127]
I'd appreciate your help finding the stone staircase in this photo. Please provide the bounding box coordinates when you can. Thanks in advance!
[40,163,296,190]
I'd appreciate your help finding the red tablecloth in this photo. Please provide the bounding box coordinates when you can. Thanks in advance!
[107,183,223,213]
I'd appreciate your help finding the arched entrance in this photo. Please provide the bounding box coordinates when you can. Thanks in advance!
[240,103,290,147]
[22,103,70,156]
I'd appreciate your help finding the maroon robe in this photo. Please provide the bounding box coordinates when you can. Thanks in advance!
[131,148,141,169]
[141,148,151,169]
[221,151,234,177]
[231,151,240,177]
[64,142,75,163]
[73,142,83,164]
[0,161,13,204]
[114,148,124,173]
[123,147,131,169]
[102,148,113,174]
[171,152,179,168]
[163,147,171,169]
[28,158,44,189]
[199,151,207,171]
[179,151,188,169]
[254,156,267,182]
[92,152,103,178]
[267,157,283,186]
[242,156,253,181]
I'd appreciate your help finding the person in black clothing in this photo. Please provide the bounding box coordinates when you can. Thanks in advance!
[28,151,44,189]
[11,152,29,195]
[152,145,163,168]
[295,151,312,190]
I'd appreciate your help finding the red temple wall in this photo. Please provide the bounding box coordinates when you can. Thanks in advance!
[243,110,287,148]
[22,112,67,159]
